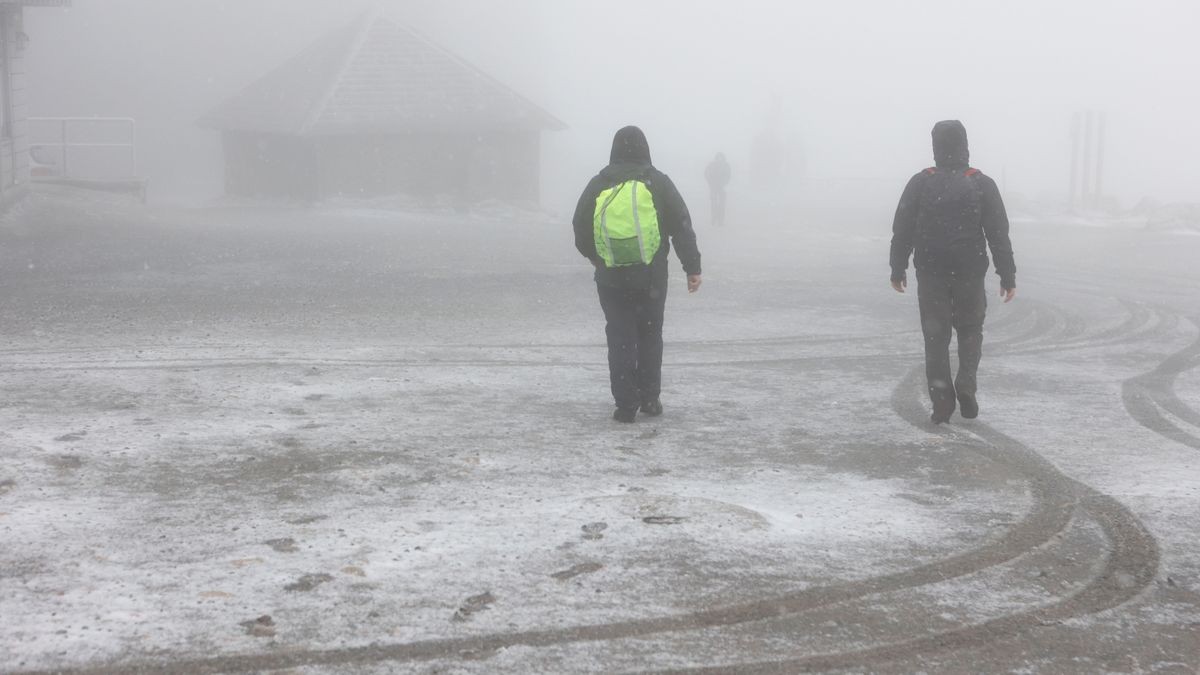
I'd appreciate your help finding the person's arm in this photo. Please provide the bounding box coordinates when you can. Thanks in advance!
[889,173,923,291]
[980,175,1017,299]
[654,173,702,279]
[573,177,604,264]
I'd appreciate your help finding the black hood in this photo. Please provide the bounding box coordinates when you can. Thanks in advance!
[610,126,651,165]
[932,120,969,169]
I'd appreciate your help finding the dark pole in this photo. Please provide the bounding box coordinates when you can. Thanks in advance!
[1069,112,1082,209]
[1081,111,1095,209]
[1095,112,1107,209]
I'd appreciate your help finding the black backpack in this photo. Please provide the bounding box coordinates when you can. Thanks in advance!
[915,167,987,266]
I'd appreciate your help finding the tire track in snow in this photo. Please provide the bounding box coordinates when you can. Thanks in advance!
[1121,317,1200,450]
[0,312,1143,374]
[17,390,1082,673]
[1014,301,1180,355]
[18,366,1153,675]
[656,366,1161,674]
[990,296,1175,356]
[0,293,1164,374]
[9,299,1164,674]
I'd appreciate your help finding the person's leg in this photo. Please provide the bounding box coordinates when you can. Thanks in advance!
[917,270,956,421]
[597,285,641,414]
[713,189,726,227]
[951,274,988,416]
[634,285,668,409]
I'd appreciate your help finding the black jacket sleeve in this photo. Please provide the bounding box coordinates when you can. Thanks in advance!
[652,172,702,275]
[980,175,1016,288]
[572,176,605,262]
[889,173,923,281]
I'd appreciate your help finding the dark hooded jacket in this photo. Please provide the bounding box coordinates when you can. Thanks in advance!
[573,126,702,290]
[889,120,1016,288]
[705,153,731,189]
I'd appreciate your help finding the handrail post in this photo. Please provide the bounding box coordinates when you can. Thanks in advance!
[30,117,143,183]
[60,119,68,176]
[129,119,137,176]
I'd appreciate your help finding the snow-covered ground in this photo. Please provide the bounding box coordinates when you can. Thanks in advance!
[1,186,1198,673]
[1009,200,1200,236]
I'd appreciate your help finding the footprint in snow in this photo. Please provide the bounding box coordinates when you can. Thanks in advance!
[452,592,496,622]
[581,522,607,541]
[551,562,604,580]
[265,538,299,553]
[284,573,333,592]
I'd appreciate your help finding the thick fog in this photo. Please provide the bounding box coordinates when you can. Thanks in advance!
[8,3,1200,672]
[22,0,1200,210]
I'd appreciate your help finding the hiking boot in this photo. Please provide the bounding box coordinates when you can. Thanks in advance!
[639,400,663,417]
[958,393,979,419]
[930,410,953,425]
[613,407,637,424]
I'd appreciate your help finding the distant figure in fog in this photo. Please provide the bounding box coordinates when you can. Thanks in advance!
[890,120,1017,424]
[705,152,732,227]
[573,126,703,423]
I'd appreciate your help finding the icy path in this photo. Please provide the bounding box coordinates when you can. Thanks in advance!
[1,191,1198,673]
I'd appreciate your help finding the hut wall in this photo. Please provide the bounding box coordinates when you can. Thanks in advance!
[222,132,319,201]
[315,132,540,203]
[465,132,540,203]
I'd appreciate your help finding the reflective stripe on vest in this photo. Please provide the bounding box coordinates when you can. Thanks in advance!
[597,184,623,267]
[631,182,647,263]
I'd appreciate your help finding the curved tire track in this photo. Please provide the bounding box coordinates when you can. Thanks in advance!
[19,391,1084,674]
[660,366,1160,674]
[1122,317,1200,450]
[10,300,1165,674]
[0,295,1165,374]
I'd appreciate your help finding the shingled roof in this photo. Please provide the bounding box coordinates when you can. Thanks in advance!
[200,14,566,136]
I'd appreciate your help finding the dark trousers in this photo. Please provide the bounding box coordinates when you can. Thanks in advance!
[710,188,727,227]
[597,284,668,410]
[916,270,987,416]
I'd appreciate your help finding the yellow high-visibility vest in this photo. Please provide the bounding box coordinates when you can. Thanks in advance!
[593,180,662,268]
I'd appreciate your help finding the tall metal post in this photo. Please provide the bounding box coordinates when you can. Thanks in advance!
[1094,112,1107,209]
[1069,112,1082,209]
[1081,111,1095,209]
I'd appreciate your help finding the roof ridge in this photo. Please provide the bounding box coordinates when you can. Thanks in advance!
[300,11,375,135]
[200,10,567,135]
[373,15,566,131]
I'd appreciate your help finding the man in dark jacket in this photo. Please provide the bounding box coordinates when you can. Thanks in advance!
[705,152,732,227]
[573,126,703,423]
[890,120,1017,424]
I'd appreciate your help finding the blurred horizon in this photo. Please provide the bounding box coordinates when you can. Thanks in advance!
[22,0,1200,211]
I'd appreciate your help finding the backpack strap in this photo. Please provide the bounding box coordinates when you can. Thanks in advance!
[925,167,981,177]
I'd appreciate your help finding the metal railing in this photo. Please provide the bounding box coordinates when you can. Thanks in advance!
[29,116,138,179]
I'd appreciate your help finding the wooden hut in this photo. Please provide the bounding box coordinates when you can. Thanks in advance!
[200,14,565,203]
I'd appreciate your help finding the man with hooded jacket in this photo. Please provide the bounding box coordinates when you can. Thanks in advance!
[890,120,1017,424]
[705,152,732,227]
[573,126,703,423]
